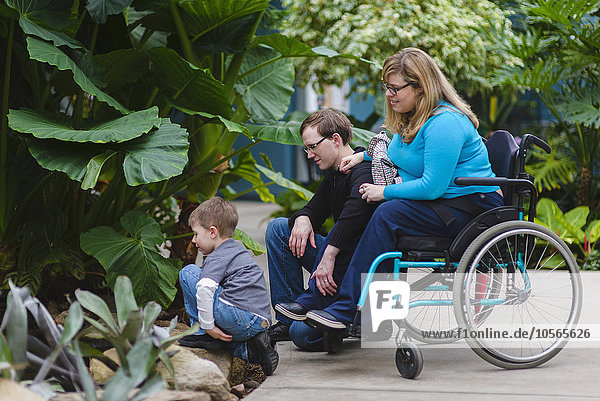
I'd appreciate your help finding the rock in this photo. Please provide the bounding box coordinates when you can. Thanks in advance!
[226,394,239,401]
[89,345,233,401]
[183,346,233,378]
[157,345,230,401]
[89,348,118,384]
[230,383,244,398]
[0,379,45,401]
[50,390,211,401]
[244,380,260,391]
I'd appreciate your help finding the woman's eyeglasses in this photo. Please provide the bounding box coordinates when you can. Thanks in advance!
[303,133,333,154]
[381,81,412,96]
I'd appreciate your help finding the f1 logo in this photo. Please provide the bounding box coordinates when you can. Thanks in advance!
[368,280,410,332]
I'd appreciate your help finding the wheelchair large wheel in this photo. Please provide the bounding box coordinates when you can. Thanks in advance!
[402,267,501,344]
[454,221,582,369]
[402,267,459,344]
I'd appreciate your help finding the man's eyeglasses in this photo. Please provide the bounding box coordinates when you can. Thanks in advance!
[381,81,412,96]
[303,133,333,154]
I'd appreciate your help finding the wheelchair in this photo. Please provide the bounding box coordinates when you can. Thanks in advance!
[324,130,583,379]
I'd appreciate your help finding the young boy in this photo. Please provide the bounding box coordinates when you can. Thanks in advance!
[178,197,278,375]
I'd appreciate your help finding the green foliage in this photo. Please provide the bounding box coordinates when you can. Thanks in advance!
[1,0,373,302]
[535,198,600,263]
[0,277,196,400]
[80,211,181,309]
[281,0,517,96]
[490,0,600,209]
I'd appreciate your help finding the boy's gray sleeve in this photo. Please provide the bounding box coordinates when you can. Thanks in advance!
[196,278,218,330]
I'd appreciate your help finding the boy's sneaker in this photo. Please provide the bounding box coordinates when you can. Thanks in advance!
[268,321,291,346]
[274,302,308,321]
[247,331,279,376]
[178,334,227,350]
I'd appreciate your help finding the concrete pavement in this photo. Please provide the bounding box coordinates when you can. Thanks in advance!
[233,200,600,401]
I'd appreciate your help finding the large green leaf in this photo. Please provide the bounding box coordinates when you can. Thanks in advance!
[245,120,302,145]
[86,0,133,24]
[120,119,189,186]
[235,47,295,121]
[232,228,266,256]
[167,106,250,137]
[19,16,83,49]
[26,37,129,113]
[147,46,230,117]
[180,0,268,42]
[6,0,74,28]
[80,211,181,309]
[351,127,377,148]
[23,118,189,188]
[8,107,160,143]
[255,164,313,201]
[95,49,149,89]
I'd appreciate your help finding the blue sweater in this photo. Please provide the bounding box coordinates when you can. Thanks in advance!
[369,105,498,200]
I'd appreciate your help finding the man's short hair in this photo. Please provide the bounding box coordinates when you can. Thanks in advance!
[188,197,238,238]
[299,108,354,145]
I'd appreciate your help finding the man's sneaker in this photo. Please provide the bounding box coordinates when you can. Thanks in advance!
[268,321,291,345]
[274,302,308,321]
[247,331,279,376]
[306,310,347,330]
[178,334,227,350]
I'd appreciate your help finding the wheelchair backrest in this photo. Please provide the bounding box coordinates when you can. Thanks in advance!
[484,130,519,206]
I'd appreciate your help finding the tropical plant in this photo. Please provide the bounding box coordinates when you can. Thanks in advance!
[535,198,600,268]
[0,276,196,400]
[490,0,600,211]
[0,0,373,302]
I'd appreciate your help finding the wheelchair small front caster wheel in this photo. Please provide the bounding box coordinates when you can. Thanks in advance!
[395,343,423,379]
[323,331,344,354]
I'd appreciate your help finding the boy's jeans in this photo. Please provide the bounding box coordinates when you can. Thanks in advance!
[179,264,267,360]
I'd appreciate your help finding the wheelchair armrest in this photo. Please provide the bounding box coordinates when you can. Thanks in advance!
[454,177,536,194]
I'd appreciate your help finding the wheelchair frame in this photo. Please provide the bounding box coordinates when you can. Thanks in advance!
[339,131,583,379]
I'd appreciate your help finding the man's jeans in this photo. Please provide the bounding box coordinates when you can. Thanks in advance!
[265,217,325,325]
[179,264,267,360]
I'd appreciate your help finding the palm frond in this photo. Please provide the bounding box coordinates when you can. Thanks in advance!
[492,56,570,90]
[523,0,600,27]
[526,135,578,192]
[556,84,600,128]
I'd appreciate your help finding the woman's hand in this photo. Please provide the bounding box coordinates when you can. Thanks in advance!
[359,183,386,203]
[339,152,364,173]
[206,326,232,342]
[310,245,339,296]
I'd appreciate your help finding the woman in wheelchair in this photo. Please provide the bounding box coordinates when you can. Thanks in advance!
[302,47,504,331]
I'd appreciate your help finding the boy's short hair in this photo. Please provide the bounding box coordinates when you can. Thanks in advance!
[188,197,238,238]
[299,108,353,145]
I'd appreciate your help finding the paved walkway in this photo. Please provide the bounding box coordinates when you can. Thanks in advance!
[234,200,600,401]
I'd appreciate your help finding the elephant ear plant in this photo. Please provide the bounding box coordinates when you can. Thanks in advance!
[0,276,196,400]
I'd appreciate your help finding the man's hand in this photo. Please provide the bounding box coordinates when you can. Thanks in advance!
[339,152,364,173]
[289,215,315,257]
[206,326,232,342]
[359,183,386,203]
[310,245,340,296]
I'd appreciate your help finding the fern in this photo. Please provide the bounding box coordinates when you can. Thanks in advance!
[493,56,570,90]
[526,135,578,191]
[556,85,600,128]
[523,0,600,27]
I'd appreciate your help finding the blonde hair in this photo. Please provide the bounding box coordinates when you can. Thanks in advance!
[188,197,238,238]
[382,48,478,143]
